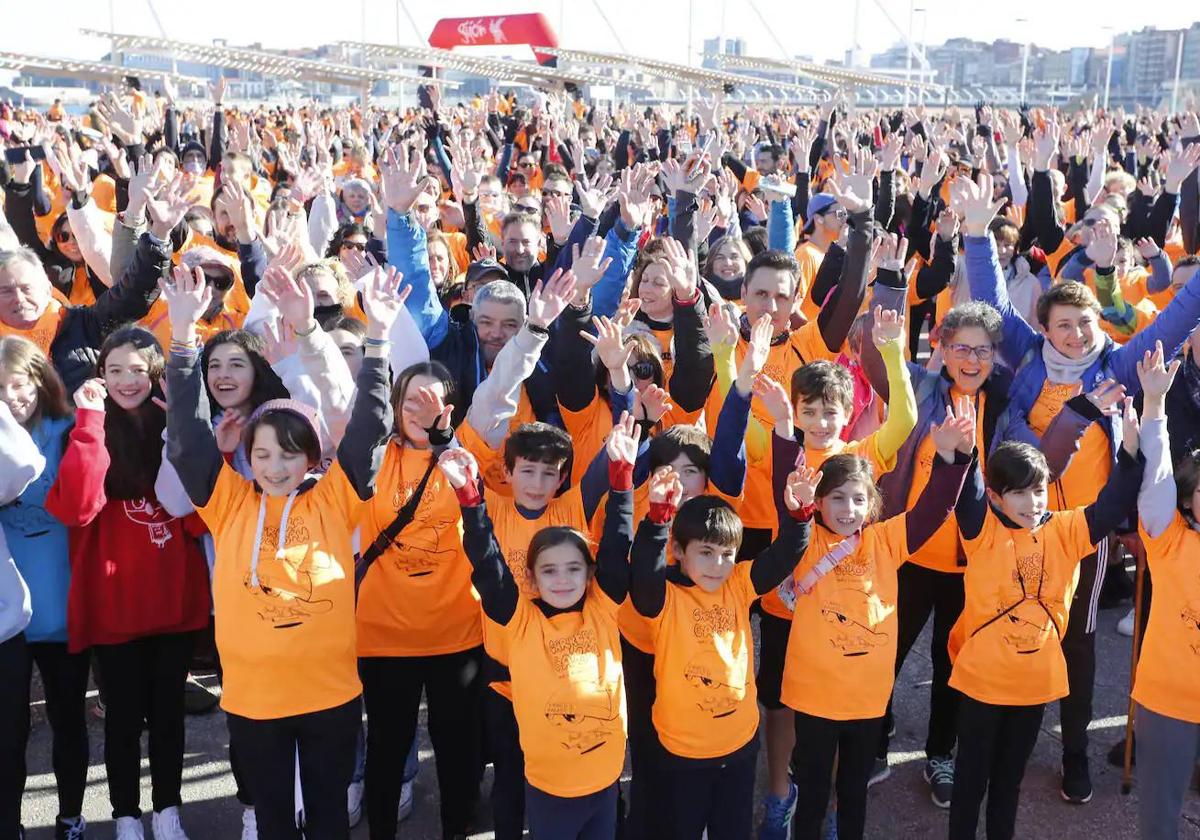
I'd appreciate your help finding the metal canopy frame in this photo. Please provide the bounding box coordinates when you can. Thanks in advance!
[540,47,820,97]
[79,30,450,89]
[713,53,944,93]
[0,50,207,86]
[345,42,649,92]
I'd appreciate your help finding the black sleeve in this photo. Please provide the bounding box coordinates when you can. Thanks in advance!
[630,517,669,618]
[791,170,811,225]
[955,455,987,541]
[1146,188,1178,250]
[165,106,179,153]
[165,349,224,507]
[237,238,268,298]
[594,485,634,604]
[553,303,600,412]
[667,294,715,413]
[905,450,971,553]
[3,182,53,262]
[914,235,958,301]
[335,356,394,501]
[1181,135,1199,256]
[463,198,488,255]
[1029,170,1066,254]
[670,189,699,256]
[1084,449,1145,545]
[721,153,749,185]
[1068,158,1090,224]
[81,232,171,345]
[209,107,225,172]
[750,513,810,596]
[809,120,828,174]
[906,191,936,261]
[874,169,896,229]
[614,130,631,172]
[807,242,844,318]
[461,499,520,625]
[817,208,872,352]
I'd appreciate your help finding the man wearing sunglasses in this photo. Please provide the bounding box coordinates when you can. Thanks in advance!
[794,193,851,321]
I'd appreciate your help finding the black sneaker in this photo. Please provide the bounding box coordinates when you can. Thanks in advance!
[55,816,86,839]
[1061,753,1093,804]
[923,756,954,808]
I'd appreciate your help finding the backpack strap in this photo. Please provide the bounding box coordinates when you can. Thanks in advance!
[354,457,438,596]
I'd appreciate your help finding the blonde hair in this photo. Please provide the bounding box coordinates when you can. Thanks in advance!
[295,259,356,308]
[0,335,72,423]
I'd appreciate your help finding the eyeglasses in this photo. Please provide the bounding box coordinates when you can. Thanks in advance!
[946,343,995,362]
[203,267,235,292]
[516,204,540,214]
[55,229,75,244]
[823,207,848,220]
[629,360,657,380]
[542,190,570,199]
[519,160,537,169]
[340,241,367,252]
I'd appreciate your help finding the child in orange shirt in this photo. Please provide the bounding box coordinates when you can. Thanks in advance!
[781,406,974,840]
[629,460,818,839]
[946,420,1143,840]
[440,413,638,839]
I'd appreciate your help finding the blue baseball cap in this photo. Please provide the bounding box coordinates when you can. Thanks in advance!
[802,193,839,233]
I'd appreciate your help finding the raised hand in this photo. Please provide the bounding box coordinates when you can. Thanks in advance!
[1085,225,1118,269]
[960,171,1007,237]
[360,264,411,340]
[1134,237,1161,261]
[705,302,739,348]
[1084,378,1127,416]
[783,465,822,511]
[379,144,426,215]
[878,132,903,172]
[738,313,773,384]
[260,316,298,366]
[570,236,613,295]
[159,264,212,342]
[633,383,674,424]
[618,165,657,230]
[1120,396,1140,458]
[871,306,906,347]
[544,192,573,245]
[661,236,698,301]
[1136,340,1182,405]
[214,410,248,454]
[930,396,977,461]
[438,447,479,491]
[144,174,192,239]
[215,181,256,244]
[7,151,36,185]
[413,385,454,432]
[527,269,578,329]
[581,315,634,371]
[606,410,642,465]
[752,373,793,427]
[1163,143,1200,193]
[647,466,684,509]
[575,170,616,219]
[73,378,108,412]
[258,264,315,334]
[874,233,909,273]
[1032,120,1061,171]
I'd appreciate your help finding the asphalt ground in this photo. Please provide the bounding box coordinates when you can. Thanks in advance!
[18,579,1200,839]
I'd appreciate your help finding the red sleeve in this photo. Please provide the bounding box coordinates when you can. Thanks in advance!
[609,459,634,492]
[182,512,210,539]
[648,500,676,524]
[45,408,110,528]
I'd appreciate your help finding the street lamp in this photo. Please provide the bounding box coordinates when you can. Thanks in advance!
[915,7,927,104]
[1103,25,1115,110]
[904,0,915,107]
[1017,18,1029,103]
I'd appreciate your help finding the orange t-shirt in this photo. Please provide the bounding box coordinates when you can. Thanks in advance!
[140,298,245,352]
[0,299,68,355]
[505,583,627,797]
[649,562,759,759]
[561,399,615,487]
[1028,380,1111,510]
[793,240,823,322]
[196,461,364,720]
[355,443,482,657]
[703,321,833,530]
[780,516,909,720]
[759,435,890,619]
[455,389,537,497]
[948,507,1094,705]
[907,391,987,574]
[1132,513,1200,723]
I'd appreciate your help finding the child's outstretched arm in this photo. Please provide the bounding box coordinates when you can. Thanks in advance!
[594,413,638,604]
[905,399,974,556]
[1084,397,1145,546]
[629,467,681,618]
[1135,342,1182,540]
[750,464,817,596]
[441,449,520,626]
[868,305,918,467]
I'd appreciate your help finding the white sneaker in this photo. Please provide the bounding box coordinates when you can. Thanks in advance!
[397,780,414,822]
[151,807,189,840]
[114,816,144,840]
[347,780,364,827]
[1117,608,1135,637]
[239,808,257,840]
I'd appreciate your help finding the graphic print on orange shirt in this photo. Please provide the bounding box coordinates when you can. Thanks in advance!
[542,625,620,755]
[247,515,334,629]
[683,604,745,719]
[386,476,459,577]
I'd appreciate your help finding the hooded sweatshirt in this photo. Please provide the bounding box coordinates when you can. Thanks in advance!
[0,402,45,643]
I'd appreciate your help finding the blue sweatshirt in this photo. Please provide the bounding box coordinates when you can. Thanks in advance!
[0,415,74,642]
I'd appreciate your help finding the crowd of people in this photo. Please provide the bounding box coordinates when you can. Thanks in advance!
[1,72,1199,840]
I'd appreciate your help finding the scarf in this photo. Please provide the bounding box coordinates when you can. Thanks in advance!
[1041,338,1104,385]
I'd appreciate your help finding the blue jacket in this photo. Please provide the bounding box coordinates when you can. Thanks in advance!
[0,416,74,642]
[965,234,1200,461]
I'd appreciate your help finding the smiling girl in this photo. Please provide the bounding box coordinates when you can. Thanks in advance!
[44,326,211,840]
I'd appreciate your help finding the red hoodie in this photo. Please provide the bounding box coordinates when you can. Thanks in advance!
[45,408,210,652]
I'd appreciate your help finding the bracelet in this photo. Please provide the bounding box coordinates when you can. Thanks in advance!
[363,336,390,347]
[526,322,549,336]
[294,320,320,337]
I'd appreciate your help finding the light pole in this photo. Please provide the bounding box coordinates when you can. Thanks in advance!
[1172,28,1185,114]
[1018,18,1029,103]
[1103,26,1115,110]
[915,7,927,103]
[904,0,915,107]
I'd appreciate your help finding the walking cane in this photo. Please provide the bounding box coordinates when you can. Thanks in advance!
[1120,539,1148,795]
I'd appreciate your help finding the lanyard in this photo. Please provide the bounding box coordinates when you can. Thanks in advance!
[249,490,298,588]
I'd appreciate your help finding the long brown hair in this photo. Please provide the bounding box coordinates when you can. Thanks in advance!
[0,335,71,425]
[97,326,165,500]
[815,454,883,524]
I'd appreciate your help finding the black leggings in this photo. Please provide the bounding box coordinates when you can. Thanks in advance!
[948,696,1044,840]
[620,638,657,840]
[792,711,883,840]
[1060,550,1101,760]
[658,739,759,840]
[0,635,90,832]
[484,687,526,840]
[359,648,482,839]
[879,564,965,759]
[226,696,360,840]
[93,632,195,819]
